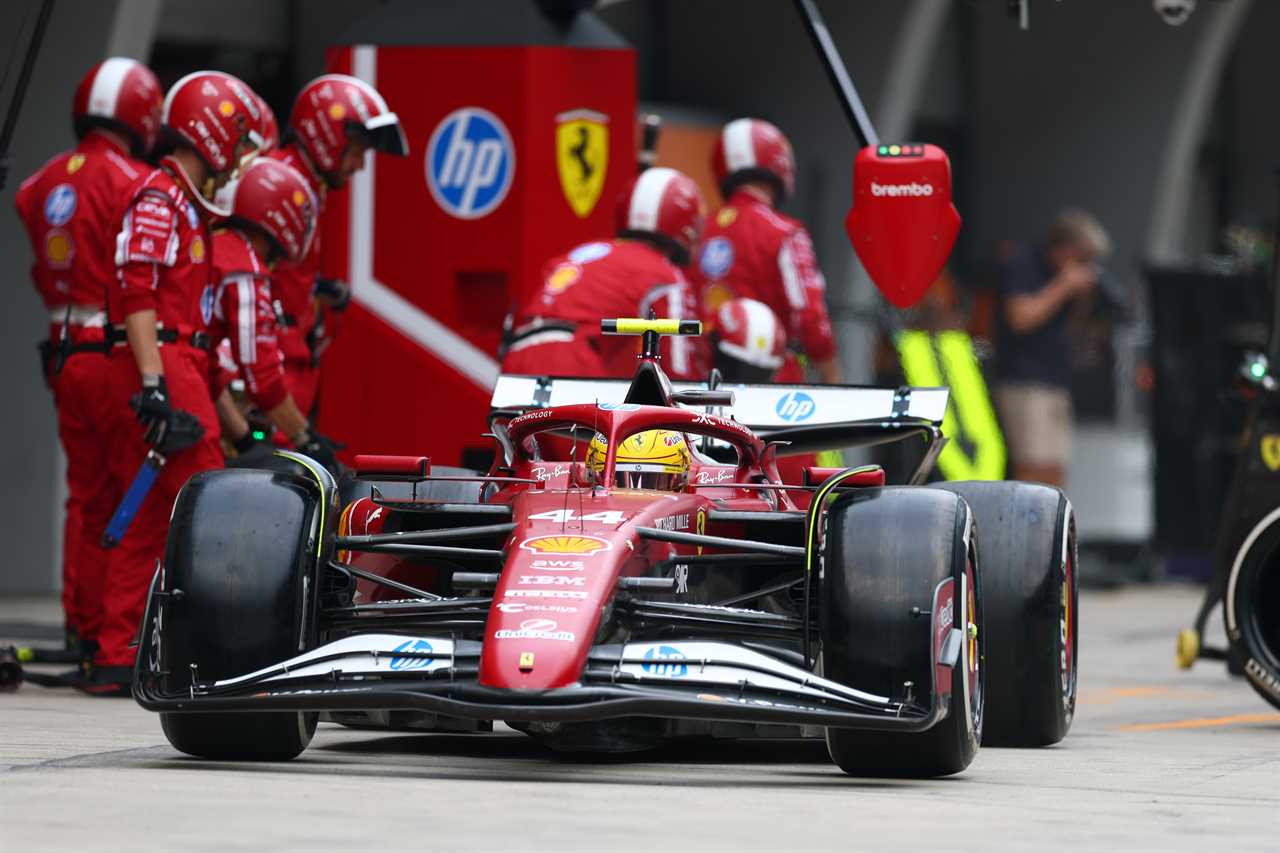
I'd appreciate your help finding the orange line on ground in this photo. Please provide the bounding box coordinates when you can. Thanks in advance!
[1117,712,1280,732]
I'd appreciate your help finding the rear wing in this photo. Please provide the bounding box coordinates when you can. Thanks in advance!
[489,375,949,430]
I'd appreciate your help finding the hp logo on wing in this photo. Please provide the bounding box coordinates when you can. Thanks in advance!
[425,107,515,219]
[775,391,816,423]
[642,645,688,677]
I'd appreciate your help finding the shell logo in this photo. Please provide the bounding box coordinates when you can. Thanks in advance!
[66,154,85,175]
[545,263,580,294]
[328,103,346,121]
[519,535,611,556]
[189,235,206,263]
[292,189,306,206]
[45,231,73,268]
[218,100,235,118]
[716,206,737,227]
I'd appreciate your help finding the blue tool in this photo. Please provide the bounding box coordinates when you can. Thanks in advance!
[101,450,165,549]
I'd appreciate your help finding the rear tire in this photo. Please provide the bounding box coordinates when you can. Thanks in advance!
[1225,508,1280,711]
[931,481,1077,747]
[157,467,332,761]
[822,487,983,777]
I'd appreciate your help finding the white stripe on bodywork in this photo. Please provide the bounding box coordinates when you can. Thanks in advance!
[722,119,756,172]
[348,45,500,390]
[87,57,134,119]
[627,167,676,232]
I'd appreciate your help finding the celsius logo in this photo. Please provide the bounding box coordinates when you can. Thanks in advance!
[870,181,934,198]
[775,391,816,423]
[425,107,515,219]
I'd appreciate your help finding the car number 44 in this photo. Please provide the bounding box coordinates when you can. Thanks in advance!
[528,509,626,526]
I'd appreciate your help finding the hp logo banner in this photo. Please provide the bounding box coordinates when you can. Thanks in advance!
[775,391,816,423]
[425,107,515,219]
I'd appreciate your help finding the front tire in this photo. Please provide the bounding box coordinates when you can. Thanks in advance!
[822,487,983,777]
[1225,508,1280,711]
[157,466,332,760]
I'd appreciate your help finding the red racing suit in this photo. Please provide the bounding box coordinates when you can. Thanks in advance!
[263,144,327,415]
[503,239,705,381]
[208,229,290,413]
[687,190,836,382]
[14,132,147,640]
[99,166,224,667]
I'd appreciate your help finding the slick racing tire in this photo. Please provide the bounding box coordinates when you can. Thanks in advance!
[1225,508,1280,711]
[157,467,332,761]
[822,488,983,778]
[931,481,1077,747]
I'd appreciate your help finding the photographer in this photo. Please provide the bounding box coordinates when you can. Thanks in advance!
[994,208,1112,488]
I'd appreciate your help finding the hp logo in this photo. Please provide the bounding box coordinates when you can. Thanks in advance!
[389,638,434,671]
[775,391,816,423]
[642,645,688,678]
[425,107,515,219]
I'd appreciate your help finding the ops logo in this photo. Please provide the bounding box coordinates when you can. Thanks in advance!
[425,107,515,220]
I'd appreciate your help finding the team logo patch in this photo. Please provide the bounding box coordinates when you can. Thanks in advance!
[292,189,306,206]
[425,107,515,220]
[199,284,215,325]
[45,229,74,269]
[716,206,737,227]
[1261,435,1280,472]
[699,237,734,279]
[545,263,580,293]
[218,100,235,117]
[519,535,611,556]
[189,235,206,264]
[701,282,736,320]
[44,184,77,226]
[328,103,346,121]
[568,241,611,265]
[66,154,85,175]
[555,108,608,218]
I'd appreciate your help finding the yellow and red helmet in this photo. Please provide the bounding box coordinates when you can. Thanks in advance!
[586,429,691,491]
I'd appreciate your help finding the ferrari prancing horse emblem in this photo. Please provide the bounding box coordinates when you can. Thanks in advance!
[556,108,608,218]
[1261,434,1280,472]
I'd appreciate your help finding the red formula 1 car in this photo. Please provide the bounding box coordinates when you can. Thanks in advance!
[133,320,1077,777]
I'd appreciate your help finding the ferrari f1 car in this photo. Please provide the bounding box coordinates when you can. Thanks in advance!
[133,320,1078,777]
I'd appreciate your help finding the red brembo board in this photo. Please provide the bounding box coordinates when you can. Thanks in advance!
[317,44,635,466]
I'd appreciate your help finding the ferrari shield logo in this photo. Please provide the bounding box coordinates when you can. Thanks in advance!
[1261,435,1280,471]
[556,109,608,218]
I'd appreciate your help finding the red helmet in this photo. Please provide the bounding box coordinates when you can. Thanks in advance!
[287,74,407,176]
[256,93,279,151]
[615,167,706,263]
[715,297,786,376]
[229,159,319,264]
[162,71,262,174]
[712,118,796,201]
[72,58,163,156]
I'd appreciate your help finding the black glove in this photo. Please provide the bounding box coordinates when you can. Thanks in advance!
[130,375,173,447]
[314,277,351,311]
[232,428,264,455]
[295,430,343,474]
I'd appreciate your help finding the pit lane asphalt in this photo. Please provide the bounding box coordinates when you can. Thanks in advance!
[3,584,1278,852]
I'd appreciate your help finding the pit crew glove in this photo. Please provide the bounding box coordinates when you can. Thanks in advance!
[131,375,173,447]
[295,430,343,474]
[314,277,351,311]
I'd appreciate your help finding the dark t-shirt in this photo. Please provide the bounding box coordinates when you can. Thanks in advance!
[994,245,1071,388]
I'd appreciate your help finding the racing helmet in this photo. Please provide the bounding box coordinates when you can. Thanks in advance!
[160,71,265,215]
[586,430,692,491]
[228,159,319,264]
[288,74,408,180]
[712,118,796,202]
[72,57,163,157]
[615,167,706,266]
[713,297,786,383]
[255,93,279,151]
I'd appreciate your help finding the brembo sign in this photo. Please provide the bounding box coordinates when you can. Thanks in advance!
[845,142,960,309]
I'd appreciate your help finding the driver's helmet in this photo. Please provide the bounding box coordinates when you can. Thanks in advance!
[586,429,691,491]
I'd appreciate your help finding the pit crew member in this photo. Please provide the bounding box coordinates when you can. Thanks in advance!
[688,118,840,383]
[13,58,162,661]
[502,167,706,380]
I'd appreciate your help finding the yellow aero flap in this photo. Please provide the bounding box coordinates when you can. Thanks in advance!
[601,318,702,336]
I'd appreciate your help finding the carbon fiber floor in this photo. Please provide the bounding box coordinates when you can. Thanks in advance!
[3,585,1277,852]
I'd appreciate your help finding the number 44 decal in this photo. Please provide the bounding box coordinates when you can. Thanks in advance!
[528,509,627,526]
